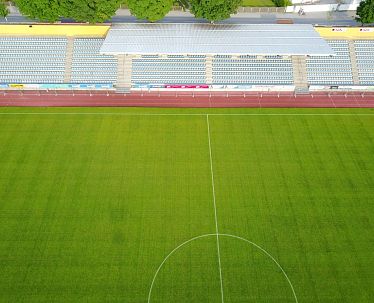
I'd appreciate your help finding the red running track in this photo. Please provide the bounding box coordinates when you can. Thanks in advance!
[0,90,374,108]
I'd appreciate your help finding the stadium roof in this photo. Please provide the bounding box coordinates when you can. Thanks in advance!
[100,23,334,56]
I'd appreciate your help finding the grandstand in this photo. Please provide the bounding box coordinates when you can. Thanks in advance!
[212,55,294,85]
[71,38,117,84]
[131,55,206,85]
[354,40,374,85]
[0,24,374,93]
[306,40,354,85]
[0,37,67,83]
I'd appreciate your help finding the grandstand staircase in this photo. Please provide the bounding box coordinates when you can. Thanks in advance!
[292,56,309,93]
[205,56,213,84]
[348,41,360,85]
[63,37,75,83]
[116,54,132,93]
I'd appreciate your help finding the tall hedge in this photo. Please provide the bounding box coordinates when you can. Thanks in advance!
[0,1,9,18]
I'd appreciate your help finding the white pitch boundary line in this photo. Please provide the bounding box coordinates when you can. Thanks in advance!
[206,114,225,303]
[0,112,373,116]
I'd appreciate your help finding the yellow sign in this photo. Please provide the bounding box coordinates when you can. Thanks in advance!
[9,84,24,88]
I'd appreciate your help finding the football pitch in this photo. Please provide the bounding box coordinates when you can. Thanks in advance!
[0,107,373,303]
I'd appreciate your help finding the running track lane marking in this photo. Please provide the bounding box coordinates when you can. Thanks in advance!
[206,114,225,303]
[0,113,373,116]
[147,233,298,303]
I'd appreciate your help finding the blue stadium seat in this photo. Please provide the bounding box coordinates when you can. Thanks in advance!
[354,40,374,85]
[0,37,67,83]
[212,55,293,85]
[131,55,206,84]
[306,40,353,85]
[71,39,118,84]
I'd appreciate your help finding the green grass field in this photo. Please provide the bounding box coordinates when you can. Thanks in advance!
[0,107,373,303]
[241,0,275,7]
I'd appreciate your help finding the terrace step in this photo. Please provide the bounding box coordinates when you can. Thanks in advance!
[116,55,133,89]
[205,55,213,84]
[348,41,360,85]
[63,37,75,83]
[292,55,308,89]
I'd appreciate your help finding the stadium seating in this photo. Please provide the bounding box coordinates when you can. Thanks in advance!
[306,40,353,85]
[354,40,374,85]
[0,37,67,83]
[212,55,294,85]
[1,35,374,89]
[131,55,206,84]
[71,39,118,84]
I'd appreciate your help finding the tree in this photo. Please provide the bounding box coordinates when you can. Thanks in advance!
[15,0,61,22]
[61,0,122,23]
[0,1,9,18]
[355,0,374,25]
[14,0,122,23]
[189,0,241,22]
[176,0,190,10]
[127,0,173,22]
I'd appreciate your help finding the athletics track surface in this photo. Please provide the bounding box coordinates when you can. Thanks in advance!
[0,91,374,108]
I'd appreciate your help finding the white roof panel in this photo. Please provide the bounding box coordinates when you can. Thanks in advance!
[100,23,334,56]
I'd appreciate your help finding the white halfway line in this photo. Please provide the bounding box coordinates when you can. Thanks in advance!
[206,114,225,303]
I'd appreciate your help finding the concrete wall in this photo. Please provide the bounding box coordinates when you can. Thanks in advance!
[286,3,360,12]
[338,3,360,10]
[286,4,337,12]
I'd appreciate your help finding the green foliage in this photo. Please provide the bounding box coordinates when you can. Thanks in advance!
[14,0,122,23]
[61,0,122,23]
[127,0,173,22]
[189,0,241,22]
[15,0,61,22]
[176,0,190,9]
[272,0,291,7]
[355,0,374,25]
[0,1,9,17]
